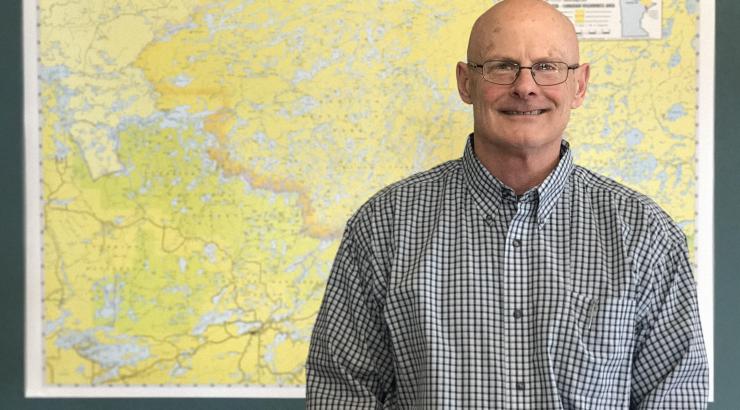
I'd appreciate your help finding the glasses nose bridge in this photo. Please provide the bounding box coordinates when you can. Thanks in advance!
[513,65,537,85]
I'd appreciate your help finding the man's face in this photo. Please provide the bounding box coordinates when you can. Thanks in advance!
[457,1,589,154]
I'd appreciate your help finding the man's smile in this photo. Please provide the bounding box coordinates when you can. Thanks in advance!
[500,109,548,116]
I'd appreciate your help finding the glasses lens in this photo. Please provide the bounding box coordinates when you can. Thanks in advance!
[482,61,519,85]
[531,62,568,85]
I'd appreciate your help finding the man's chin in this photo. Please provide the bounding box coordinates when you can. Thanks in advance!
[474,132,562,153]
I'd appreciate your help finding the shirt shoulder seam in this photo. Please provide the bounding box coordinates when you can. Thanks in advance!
[572,165,685,248]
[349,159,462,221]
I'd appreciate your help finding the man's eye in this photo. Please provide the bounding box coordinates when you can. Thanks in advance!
[489,62,517,71]
[535,63,558,71]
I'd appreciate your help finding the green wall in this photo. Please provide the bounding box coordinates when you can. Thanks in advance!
[2,1,738,408]
[710,0,740,408]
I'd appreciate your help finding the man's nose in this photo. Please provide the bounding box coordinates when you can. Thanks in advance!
[510,67,539,98]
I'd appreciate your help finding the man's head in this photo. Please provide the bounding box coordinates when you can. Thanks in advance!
[456,0,589,156]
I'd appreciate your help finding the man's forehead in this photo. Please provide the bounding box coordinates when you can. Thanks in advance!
[467,0,579,62]
[479,42,570,62]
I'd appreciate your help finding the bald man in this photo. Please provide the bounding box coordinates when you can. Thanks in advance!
[307,1,708,408]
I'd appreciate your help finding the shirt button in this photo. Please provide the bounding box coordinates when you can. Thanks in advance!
[513,309,523,319]
[516,382,525,391]
[512,238,522,248]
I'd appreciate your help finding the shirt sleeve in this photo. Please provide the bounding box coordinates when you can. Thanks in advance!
[306,220,396,409]
[630,233,709,409]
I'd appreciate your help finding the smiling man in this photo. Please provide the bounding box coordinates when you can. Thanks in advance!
[306,0,708,408]
[457,0,587,197]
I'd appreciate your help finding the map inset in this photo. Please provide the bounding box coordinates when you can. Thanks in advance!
[552,0,663,39]
[34,0,699,392]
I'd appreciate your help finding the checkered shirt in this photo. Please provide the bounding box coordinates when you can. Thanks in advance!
[306,135,708,409]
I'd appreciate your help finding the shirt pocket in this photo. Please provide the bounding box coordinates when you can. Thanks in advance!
[569,292,636,363]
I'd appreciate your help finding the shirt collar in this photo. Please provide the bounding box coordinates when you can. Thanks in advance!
[461,134,573,226]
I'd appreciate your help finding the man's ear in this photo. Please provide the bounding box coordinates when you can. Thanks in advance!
[456,62,473,104]
[571,63,590,109]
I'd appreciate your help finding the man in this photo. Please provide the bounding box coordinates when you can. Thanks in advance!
[306,0,709,408]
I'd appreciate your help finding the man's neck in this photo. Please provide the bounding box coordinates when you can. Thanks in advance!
[473,138,562,196]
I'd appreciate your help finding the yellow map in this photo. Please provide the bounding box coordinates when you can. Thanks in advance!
[37,0,698,390]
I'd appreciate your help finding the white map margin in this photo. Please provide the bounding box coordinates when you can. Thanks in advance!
[697,0,715,402]
[27,386,306,399]
[22,0,715,400]
[23,0,42,398]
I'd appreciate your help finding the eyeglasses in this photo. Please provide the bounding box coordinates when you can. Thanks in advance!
[468,60,580,86]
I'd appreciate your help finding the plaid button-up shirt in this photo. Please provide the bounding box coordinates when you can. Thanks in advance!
[307,136,708,409]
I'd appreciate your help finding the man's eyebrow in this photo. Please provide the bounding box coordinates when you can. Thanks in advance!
[479,56,566,63]
[478,45,569,63]
[543,48,572,61]
[479,54,570,63]
[478,48,517,62]
[481,55,516,62]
